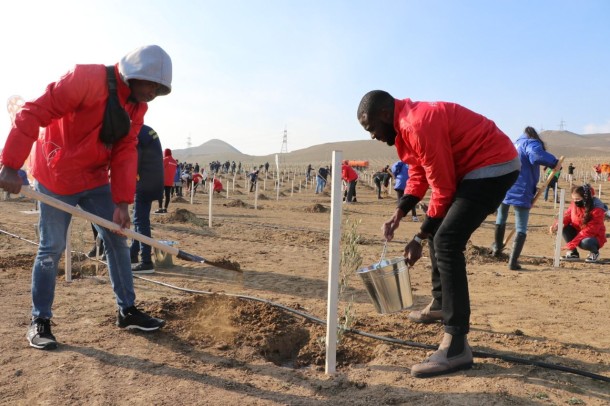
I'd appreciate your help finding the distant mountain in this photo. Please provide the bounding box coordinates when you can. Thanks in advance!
[171,131,610,167]
[540,130,610,157]
[172,139,242,158]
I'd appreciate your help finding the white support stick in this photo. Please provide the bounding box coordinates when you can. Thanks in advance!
[325,150,343,375]
[208,180,213,228]
[65,220,73,282]
[291,179,294,197]
[553,189,566,267]
[553,187,557,210]
[254,181,259,210]
[263,178,266,191]
[190,180,194,204]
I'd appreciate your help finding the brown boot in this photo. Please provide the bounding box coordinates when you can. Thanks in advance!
[411,333,473,378]
[407,300,443,323]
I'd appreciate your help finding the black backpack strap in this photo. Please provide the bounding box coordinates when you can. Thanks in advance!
[106,65,117,94]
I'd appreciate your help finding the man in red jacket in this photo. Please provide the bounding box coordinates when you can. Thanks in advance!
[357,90,520,378]
[156,148,178,213]
[341,160,359,203]
[0,45,172,350]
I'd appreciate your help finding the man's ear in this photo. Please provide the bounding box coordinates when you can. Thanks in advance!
[379,107,393,123]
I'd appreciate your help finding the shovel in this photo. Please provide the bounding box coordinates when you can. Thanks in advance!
[15,186,241,271]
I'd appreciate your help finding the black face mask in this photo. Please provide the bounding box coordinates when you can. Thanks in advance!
[574,200,585,208]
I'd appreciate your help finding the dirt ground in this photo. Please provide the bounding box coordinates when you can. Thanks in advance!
[0,174,608,405]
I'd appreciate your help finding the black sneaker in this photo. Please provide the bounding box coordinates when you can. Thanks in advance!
[130,254,139,264]
[117,306,165,331]
[132,262,155,274]
[27,318,58,350]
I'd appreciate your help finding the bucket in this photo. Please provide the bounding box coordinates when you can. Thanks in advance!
[356,257,414,314]
[154,240,177,268]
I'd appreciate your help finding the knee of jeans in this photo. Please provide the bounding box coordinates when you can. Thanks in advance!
[37,255,58,272]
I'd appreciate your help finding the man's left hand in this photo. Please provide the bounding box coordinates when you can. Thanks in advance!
[113,203,131,235]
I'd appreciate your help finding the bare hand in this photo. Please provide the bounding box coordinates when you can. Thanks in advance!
[382,209,405,241]
[549,224,558,234]
[404,239,423,266]
[0,165,22,194]
[112,203,131,236]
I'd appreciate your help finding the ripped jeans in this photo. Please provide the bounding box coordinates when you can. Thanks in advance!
[32,182,135,319]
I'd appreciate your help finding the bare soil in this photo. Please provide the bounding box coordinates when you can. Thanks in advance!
[0,174,608,405]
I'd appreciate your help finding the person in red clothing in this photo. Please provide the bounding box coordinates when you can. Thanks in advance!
[156,148,178,213]
[0,45,172,350]
[212,177,224,194]
[550,184,606,262]
[357,90,520,378]
[341,160,359,203]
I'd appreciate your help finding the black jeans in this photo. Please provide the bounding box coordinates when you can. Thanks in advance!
[427,170,519,335]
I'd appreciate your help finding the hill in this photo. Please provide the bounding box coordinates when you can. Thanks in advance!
[171,130,610,168]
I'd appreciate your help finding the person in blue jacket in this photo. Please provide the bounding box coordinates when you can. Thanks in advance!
[491,126,560,270]
[130,125,164,273]
[390,160,418,221]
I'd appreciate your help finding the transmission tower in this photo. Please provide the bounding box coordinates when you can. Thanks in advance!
[280,126,288,154]
[186,135,192,149]
[558,119,566,131]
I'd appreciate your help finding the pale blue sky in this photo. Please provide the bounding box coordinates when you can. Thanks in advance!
[1,0,609,156]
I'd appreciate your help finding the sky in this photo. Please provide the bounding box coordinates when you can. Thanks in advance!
[1,0,609,156]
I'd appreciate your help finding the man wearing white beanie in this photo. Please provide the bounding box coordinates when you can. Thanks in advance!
[0,45,173,350]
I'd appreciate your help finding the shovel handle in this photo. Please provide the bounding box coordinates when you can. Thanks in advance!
[18,187,195,260]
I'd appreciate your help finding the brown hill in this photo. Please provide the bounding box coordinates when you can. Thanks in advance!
[172,131,610,168]
[541,130,610,157]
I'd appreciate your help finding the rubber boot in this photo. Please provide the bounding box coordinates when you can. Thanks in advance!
[509,232,527,270]
[491,224,506,257]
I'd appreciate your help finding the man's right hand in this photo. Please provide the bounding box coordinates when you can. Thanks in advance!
[0,165,22,194]
[382,208,405,241]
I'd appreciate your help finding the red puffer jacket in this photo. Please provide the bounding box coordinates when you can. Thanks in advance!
[1,64,146,203]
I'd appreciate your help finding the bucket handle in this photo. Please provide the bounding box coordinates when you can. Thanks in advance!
[379,239,388,263]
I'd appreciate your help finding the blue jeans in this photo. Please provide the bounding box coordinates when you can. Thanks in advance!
[426,171,519,335]
[32,182,135,319]
[130,195,153,263]
[315,176,326,193]
[495,203,530,234]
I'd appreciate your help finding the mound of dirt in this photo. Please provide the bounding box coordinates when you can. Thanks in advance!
[304,204,327,213]
[171,196,188,203]
[207,257,242,272]
[257,193,269,200]
[163,208,206,227]
[223,199,251,208]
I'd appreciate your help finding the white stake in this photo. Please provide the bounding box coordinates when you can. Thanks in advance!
[325,150,343,375]
[208,180,213,228]
[65,220,72,282]
[190,180,194,204]
[553,189,566,267]
[254,181,259,210]
[291,179,294,197]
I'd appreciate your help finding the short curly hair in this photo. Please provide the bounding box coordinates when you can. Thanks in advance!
[357,90,394,119]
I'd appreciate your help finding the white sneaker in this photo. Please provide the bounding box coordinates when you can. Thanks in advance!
[412,216,419,222]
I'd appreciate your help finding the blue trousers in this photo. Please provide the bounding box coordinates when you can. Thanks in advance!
[130,195,154,263]
[32,182,135,319]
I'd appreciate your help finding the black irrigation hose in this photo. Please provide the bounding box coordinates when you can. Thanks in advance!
[135,276,609,383]
[2,227,608,382]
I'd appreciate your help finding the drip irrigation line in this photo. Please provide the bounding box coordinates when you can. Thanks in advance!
[2,226,608,382]
[135,276,609,383]
[0,227,106,264]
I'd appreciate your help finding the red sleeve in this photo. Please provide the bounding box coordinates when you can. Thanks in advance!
[409,116,455,218]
